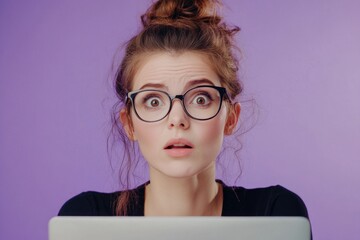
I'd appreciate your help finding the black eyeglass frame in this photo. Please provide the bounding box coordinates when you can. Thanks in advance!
[126,85,231,123]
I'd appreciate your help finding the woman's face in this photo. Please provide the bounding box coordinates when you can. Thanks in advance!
[121,51,239,179]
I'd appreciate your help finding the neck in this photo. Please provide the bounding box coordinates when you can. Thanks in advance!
[144,167,223,216]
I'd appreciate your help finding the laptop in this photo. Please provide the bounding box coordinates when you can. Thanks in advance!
[49,216,311,240]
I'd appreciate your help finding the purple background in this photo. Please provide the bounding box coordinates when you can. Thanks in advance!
[1,0,359,239]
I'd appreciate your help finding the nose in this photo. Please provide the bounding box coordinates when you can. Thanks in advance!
[167,99,190,129]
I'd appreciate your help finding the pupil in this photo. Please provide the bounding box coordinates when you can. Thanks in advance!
[197,97,205,104]
[151,99,159,107]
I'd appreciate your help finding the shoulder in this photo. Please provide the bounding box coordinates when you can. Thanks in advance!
[222,183,309,218]
[266,185,309,217]
[58,191,120,216]
[58,183,147,216]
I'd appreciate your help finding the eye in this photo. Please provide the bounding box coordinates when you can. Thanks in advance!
[192,94,211,106]
[142,94,164,108]
[145,97,161,107]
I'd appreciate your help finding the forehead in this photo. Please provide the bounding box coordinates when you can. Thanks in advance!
[131,51,221,92]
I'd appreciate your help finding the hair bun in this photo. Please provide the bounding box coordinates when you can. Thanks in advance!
[142,0,222,27]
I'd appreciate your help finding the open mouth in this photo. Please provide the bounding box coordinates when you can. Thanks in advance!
[164,144,193,149]
[163,139,194,157]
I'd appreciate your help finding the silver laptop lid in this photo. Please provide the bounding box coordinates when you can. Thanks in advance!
[49,216,311,240]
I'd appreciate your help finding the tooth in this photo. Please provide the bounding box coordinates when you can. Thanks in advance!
[173,144,185,147]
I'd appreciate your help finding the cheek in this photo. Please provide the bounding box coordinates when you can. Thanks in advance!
[131,115,162,156]
[198,121,223,140]
[132,119,155,143]
[194,111,227,154]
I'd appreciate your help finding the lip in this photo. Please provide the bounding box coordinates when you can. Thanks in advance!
[164,138,194,150]
[163,138,194,158]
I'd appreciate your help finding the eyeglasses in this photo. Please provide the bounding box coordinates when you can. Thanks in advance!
[127,85,230,122]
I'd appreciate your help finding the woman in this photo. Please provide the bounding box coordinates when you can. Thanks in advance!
[59,0,309,218]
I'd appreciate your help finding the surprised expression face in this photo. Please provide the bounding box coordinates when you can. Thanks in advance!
[120,51,239,180]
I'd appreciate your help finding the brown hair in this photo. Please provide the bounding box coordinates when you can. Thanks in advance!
[109,0,243,215]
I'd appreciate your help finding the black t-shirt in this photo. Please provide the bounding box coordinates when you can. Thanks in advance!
[59,181,309,218]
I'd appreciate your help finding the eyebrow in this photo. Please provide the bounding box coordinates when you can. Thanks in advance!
[139,83,167,90]
[184,79,215,89]
[138,78,215,91]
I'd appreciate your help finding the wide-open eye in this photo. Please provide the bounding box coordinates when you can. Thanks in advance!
[192,94,211,106]
[143,95,163,108]
[137,91,167,110]
[147,97,161,107]
[186,87,216,108]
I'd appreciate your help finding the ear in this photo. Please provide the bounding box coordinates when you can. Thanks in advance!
[119,108,137,141]
[224,102,241,135]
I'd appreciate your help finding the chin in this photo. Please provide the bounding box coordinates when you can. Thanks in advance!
[156,167,199,179]
[150,161,215,179]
